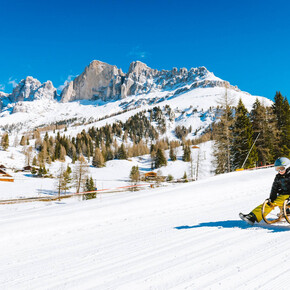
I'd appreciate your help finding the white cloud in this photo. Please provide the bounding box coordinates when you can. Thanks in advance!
[0,84,5,92]
[8,77,18,88]
[128,46,149,59]
[57,75,77,91]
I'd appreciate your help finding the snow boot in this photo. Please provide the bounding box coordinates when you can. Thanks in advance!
[239,212,256,226]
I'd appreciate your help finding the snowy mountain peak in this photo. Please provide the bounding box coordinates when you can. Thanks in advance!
[60,60,227,102]
[9,76,56,103]
[0,60,273,135]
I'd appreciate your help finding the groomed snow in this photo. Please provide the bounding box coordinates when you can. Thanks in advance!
[1,167,290,289]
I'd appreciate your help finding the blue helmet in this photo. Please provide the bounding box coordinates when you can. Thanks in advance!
[274,157,290,171]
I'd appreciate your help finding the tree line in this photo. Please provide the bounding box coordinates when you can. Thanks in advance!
[9,106,198,170]
[213,91,290,174]
[3,91,287,179]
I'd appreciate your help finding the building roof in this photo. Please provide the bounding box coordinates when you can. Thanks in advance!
[0,169,12,177]
[145,172,157,177]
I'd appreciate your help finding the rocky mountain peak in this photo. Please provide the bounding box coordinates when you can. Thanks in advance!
[59,60,229,103]
[9,77,56,102]
[128,61,152,75]
[61,60,125,103]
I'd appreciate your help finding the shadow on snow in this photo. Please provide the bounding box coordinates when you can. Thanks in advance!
[175,220,290,233]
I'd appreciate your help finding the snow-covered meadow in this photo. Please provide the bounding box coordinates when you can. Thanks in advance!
[0,141,214,200]
[1,165,289,289]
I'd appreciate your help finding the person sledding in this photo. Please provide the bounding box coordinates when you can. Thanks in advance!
[239,157,290,225]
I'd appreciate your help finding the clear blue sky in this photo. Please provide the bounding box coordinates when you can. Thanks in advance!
[1,0,290,100]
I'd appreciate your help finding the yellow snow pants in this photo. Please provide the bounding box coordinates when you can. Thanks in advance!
[251,195,290,223]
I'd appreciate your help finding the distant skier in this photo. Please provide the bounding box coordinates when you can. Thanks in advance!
[239,157,290,225]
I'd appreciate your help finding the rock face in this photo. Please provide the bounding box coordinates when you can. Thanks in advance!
[61,60,125,102]
[60,60,229,102]
[9,77,56,102]
[33,81,56,100]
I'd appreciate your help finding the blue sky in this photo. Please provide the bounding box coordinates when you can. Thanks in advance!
[1,0,290,100]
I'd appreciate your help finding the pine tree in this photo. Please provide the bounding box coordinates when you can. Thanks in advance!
[62,166,72,193]
[42,166,47,175]
[213,84,234,174]
[154,148,167,168]
[83,177,96,200]
[59,145,66,161]
[182,171,188,182]
[182,145,191,162]
[32,156,37,166]
[272,92,290,157]
[1,132,9,151]
[113,139,119,158]
[250,99,274,165]
[169,145,177,161]
[231,99,257,169]
[37,166,47,177]
[272,91,285,131]
[92,148,105,167]
[20,135,26,146]
[54,141,61,160]
[117,144,127,160]
[86,177,95,191]
[106,147,114,161]
[130,166,140,185]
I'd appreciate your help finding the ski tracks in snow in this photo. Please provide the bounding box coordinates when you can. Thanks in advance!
[1,168,290,289]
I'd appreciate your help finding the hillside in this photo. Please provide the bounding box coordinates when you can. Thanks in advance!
[0,60,272,135]
[0,141,214,200]
[1,167,289,289]
[0,60,277,204]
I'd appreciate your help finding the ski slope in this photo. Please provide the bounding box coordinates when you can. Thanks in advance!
[1,167,290,289]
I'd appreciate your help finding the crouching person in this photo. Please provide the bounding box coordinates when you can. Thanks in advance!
[240,157,290,225]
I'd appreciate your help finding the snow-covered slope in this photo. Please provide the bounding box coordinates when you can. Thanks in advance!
[0,85,272,137]
[0,141,214,200]
[1,167,289,289]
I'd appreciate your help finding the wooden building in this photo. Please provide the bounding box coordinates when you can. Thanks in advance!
[23,165,33,171]
[140,171,157,181]
[0,169,14,182]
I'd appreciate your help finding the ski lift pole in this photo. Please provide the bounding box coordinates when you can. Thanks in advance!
[241,132,260,169]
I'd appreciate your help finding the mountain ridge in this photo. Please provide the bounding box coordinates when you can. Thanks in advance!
[0,60,272,136]
[1,60,239,104]
[60,60,233,102]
